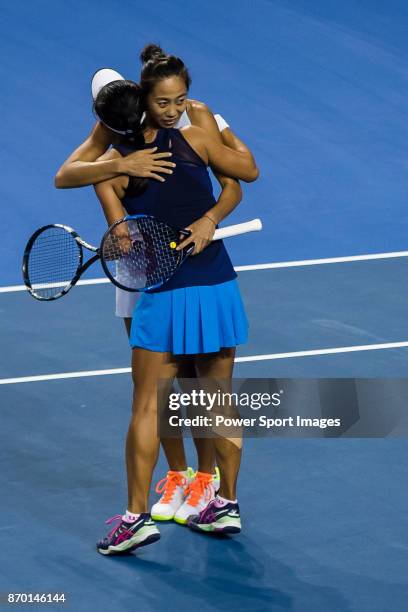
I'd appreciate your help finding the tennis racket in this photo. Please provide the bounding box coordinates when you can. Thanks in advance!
[22,215,262,301]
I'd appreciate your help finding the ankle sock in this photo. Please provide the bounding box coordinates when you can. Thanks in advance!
[123,510,141,523]
[215,495,237,506]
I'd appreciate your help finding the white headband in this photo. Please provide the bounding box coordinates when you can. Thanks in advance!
[91,67,146,135]
[91,68,125,101]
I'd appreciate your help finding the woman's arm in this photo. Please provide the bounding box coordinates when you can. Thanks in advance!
[188,102,243,222]
[55,123,121,188]
[188,100,257,170]
[182,125,259,183]
[180,102,242,254]
[207,132,259,182]
[94,174,128,227]
[178,173,243,255]
[55,122,175,189]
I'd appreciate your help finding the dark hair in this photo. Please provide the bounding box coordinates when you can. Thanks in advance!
[94,80,144,143]
[140,43,192,96]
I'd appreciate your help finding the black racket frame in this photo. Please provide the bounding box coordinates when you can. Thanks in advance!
[99,215,191,293]
[22,224,99,301]
[23,216,192,300]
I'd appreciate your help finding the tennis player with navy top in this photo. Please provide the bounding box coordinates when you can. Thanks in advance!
[55,46,260,531]
[114,128,248,354]
[87,52,259,553]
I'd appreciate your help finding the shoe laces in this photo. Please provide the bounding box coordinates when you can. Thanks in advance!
[104,514,133,540]
[155,471,186,503]
[185,472,214,507]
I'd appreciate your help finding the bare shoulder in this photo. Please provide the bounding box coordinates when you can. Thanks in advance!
[186,99,221,138]
[179,125,208,162]
[187,99,213,118]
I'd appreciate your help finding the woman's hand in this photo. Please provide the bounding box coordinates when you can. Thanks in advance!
[118,147,176,182]
[177,215,217,255]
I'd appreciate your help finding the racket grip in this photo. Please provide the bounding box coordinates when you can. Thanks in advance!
[212,218,262,241]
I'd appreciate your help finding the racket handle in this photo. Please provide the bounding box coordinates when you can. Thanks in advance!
[213,218,262,241]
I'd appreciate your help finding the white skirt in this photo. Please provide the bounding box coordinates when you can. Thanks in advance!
[115,286,140,318]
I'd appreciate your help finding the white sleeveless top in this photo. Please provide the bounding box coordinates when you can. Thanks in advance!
[175,110,192,128]
[176,110,229,131]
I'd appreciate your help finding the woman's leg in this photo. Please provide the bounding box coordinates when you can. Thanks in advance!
[191,438,216,475]
[162,358,217,474]
[125,317,216,474]
[96,345,178,555]
[194,348,241,500]
[124,317,188,471]
[124,317,132,336]
[126,347,181,513]
[159,357,193,471]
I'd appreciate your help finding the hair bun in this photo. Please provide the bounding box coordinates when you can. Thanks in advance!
[140,44,166,64]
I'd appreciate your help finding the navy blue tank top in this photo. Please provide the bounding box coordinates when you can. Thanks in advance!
[114,128,237,292]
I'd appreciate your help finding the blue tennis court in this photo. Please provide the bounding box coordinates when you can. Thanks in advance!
[1,1,408,610]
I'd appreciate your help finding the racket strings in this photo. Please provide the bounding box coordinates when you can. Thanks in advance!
[102,218,181,290]
[26,227,81,298]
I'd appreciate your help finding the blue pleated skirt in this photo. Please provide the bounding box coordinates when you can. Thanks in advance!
[130,279,249,354]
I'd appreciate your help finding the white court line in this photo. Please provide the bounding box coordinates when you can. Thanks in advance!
[1,341,408,385]
[235,250,408,271]
[2,249,408,293]
[0,277,110,293]
[0,368,131,385]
